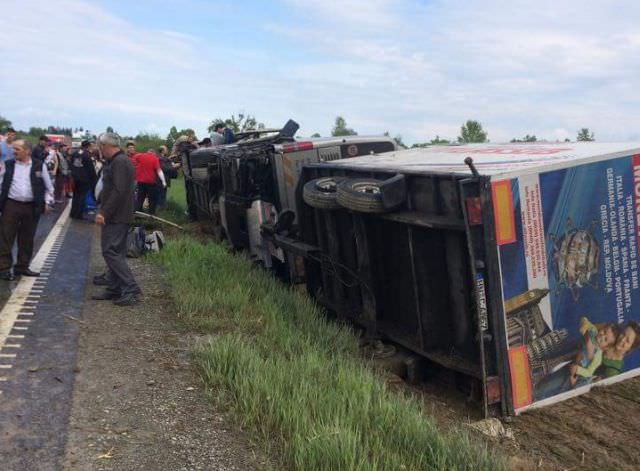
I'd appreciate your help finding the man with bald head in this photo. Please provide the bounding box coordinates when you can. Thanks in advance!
[0,139,54,280]
[93,132,140,306]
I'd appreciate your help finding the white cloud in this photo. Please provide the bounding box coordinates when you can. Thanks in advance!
[269,0,640,142]
[0,0,208,134]
[1,0,640,144]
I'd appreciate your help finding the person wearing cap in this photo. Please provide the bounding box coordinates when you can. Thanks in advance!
[31,135,50,161]
[0,127,16,164]
[0,140,54,280]
[93,132,141,306]
[70,140,97,219]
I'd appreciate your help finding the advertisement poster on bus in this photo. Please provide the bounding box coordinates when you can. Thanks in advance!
[493,153,640,412]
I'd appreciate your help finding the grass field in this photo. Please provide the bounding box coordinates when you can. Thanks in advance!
[156,225,502,470]
[157,174,188,225]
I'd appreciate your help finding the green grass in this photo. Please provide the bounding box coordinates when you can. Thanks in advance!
[157,174,188,225]
[156,238,502,470]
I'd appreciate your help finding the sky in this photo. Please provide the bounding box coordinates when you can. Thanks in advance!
[1,0,640,145]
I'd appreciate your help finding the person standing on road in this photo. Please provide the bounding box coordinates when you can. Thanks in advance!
[135,150,166,215]
[44,145,58,184]
[70,140,97,220]
[93,132,141,306]
[62,144,74,198]
[55,143,70,203]
[31,135,49,161]
[0,140,54,281]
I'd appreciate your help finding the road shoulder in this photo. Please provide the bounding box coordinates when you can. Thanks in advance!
[63,229,266,470]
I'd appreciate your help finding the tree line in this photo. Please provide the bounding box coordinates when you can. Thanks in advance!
[0,113,597,152]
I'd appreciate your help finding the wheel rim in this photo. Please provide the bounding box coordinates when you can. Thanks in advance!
[352,182,381,195]
[316,178,338,193]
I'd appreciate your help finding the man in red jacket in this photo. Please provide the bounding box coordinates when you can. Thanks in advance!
[135,151,166,214]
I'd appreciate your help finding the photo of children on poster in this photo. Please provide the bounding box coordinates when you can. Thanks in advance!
[498,153,640,410]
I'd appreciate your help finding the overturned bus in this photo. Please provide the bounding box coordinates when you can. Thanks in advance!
[271,143,640,416]
[183,120,396,276]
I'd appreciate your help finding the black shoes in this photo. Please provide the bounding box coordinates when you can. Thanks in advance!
[92,289,141,306]
[91,290,121,301]
[113,293,140,306]
[1,268,40,280]
[93,273,109,286]
[14,268,40,277]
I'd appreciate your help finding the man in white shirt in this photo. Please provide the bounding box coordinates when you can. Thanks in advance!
[0,140,54,280]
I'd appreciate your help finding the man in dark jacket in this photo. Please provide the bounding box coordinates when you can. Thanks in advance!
[0,140,54,280]
[93,132,140,306]
[31,135,49,161]
[70,140,97,219]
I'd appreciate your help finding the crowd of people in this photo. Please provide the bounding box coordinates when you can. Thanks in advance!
[0,130,183,220]
[0,127,191,307]
[0,122,236,306]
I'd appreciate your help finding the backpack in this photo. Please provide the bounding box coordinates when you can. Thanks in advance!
[126,226,147,258]
[144,231,165,253]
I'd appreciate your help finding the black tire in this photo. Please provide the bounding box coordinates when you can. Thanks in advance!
[336,178,389,213]
[303,177,345,210]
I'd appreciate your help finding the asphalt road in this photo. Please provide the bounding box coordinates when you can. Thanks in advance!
[0,205,67,307]
[0,203,94,470]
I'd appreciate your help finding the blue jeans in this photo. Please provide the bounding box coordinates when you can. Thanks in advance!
[534,364,590,401]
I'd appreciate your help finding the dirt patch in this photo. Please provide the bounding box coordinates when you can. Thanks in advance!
[62,236,269,470]
[505,379,640,470]
[401,367,640,470]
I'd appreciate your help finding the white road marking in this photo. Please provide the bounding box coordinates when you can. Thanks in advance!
[3,344,21,348]
[0,204,70,351]
[7,335,24,339]
[12,327,28,331]
[14,319,32,323]
[0,354,16,358]
[0,365,13,369]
